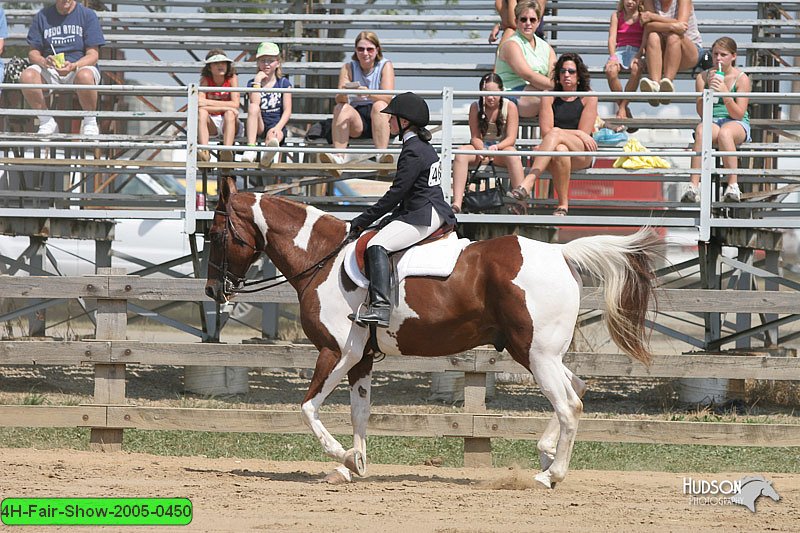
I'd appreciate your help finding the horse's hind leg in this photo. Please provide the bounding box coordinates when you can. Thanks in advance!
[301,347,365,480]
[530,357,583,489]
[537,366,586,471]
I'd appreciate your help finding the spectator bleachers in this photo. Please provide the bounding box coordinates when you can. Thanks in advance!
[1,0,799,222]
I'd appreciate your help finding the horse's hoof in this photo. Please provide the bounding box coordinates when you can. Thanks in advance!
[534,471,556,489]
[539,451,555,471]
[343,448,366,476]
[322,468,351,485]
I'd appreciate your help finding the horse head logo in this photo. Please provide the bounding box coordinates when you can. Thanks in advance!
[730,476,780,513]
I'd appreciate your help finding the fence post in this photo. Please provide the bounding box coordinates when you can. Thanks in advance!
[91,267,127,452]
[463,372,491,467]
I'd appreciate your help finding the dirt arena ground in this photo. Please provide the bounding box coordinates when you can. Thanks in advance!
[2,447,797,532]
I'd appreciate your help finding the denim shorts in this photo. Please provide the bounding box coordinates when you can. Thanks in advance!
[616,45,639,70]
[505,84,527,106]
[714,118,751,143]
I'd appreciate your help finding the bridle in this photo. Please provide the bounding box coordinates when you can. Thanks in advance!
[209,206,349,298]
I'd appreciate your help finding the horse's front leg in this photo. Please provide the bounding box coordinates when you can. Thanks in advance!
[321,353,374,485]
[301,347,365,480]
[344,354,375,480]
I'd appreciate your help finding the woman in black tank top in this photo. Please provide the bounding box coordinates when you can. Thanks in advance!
[508,52,597,215]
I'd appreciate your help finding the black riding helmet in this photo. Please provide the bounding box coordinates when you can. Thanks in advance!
[381,91,430,128]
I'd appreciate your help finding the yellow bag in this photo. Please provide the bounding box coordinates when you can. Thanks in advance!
[613,138,671,169]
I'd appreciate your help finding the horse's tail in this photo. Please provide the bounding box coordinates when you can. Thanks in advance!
[560,228,660,366]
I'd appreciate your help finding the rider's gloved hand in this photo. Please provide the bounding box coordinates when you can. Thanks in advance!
[347,224,362,240]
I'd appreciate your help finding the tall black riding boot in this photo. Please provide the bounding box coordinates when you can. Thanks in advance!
[349,245,391,328]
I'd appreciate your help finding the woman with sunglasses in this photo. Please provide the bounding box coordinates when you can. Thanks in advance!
[494,0,556,119]
[488,0,546,46]
[321,31,395,176]
[507,52,597,216]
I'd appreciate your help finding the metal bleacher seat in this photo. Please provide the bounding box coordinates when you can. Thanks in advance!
[2,0,799,206]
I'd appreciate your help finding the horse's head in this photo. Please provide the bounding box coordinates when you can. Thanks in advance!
[204,177,263,303]
[761,480,781,502]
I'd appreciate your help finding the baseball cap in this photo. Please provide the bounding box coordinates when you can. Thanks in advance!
[256,42,280,58]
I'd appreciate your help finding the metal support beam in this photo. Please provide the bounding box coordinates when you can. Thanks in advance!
[699,236,722,348]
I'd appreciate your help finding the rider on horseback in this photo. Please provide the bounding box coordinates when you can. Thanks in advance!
[348,92,457,328]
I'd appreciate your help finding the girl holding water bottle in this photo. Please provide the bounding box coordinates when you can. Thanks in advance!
[682,37,751,203]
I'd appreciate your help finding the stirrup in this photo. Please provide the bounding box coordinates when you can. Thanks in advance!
[348,302,369,327]
[348,303,390,328]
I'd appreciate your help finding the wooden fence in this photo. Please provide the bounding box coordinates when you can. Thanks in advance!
[0,272,799,466]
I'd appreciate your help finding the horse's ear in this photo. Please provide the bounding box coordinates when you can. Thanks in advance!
[219,176,238,205]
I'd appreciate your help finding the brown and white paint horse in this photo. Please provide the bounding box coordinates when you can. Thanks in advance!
[205,177,659,488]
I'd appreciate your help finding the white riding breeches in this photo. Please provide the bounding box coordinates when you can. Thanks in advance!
[368,206,444,253]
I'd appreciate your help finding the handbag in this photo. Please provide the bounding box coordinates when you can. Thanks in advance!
[3,57,31,84]
[462,162,504,213]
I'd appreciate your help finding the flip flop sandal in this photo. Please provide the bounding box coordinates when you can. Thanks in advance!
[507,201,527,215]
[507,185,530,201]
[553,207,568,216]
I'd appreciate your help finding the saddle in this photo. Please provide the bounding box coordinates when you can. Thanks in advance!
[343,226,469,290]
[353,223,456,275]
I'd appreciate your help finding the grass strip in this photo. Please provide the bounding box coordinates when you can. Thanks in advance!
[0,428,798,473]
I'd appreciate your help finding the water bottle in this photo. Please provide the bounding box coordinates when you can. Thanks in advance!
[713,63,724,104]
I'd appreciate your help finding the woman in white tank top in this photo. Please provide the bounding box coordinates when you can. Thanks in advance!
[638,0,702,105]
[321,31,395,176]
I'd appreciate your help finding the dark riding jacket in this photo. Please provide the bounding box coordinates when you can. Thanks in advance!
[351,134,457,231]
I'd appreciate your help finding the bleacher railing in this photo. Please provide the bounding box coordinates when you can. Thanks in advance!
[1,83,800,240]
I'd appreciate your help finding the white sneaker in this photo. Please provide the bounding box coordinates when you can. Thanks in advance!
[639,77,661,107]
[658,78,674,105]
[723,183,741,203]
[680,184,699,203]
[259,152,276,168]
[260,138,280,168]
[319,152,345,177]
[37,120,59,136]
[378,153,394,178]
[81,121,99,136]
[241,150,257,163]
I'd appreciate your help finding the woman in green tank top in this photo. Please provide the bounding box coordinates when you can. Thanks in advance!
[494,0,556,118]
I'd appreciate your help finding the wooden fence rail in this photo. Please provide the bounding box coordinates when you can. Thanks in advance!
[0,274,799,465]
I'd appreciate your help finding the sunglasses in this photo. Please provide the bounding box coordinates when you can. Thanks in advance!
[519,16,538,23]
[560,68,578,74]
[356,46,376,53]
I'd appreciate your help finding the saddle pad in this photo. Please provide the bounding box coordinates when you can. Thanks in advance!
[343,232,472,289]
[354,225,455,273]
